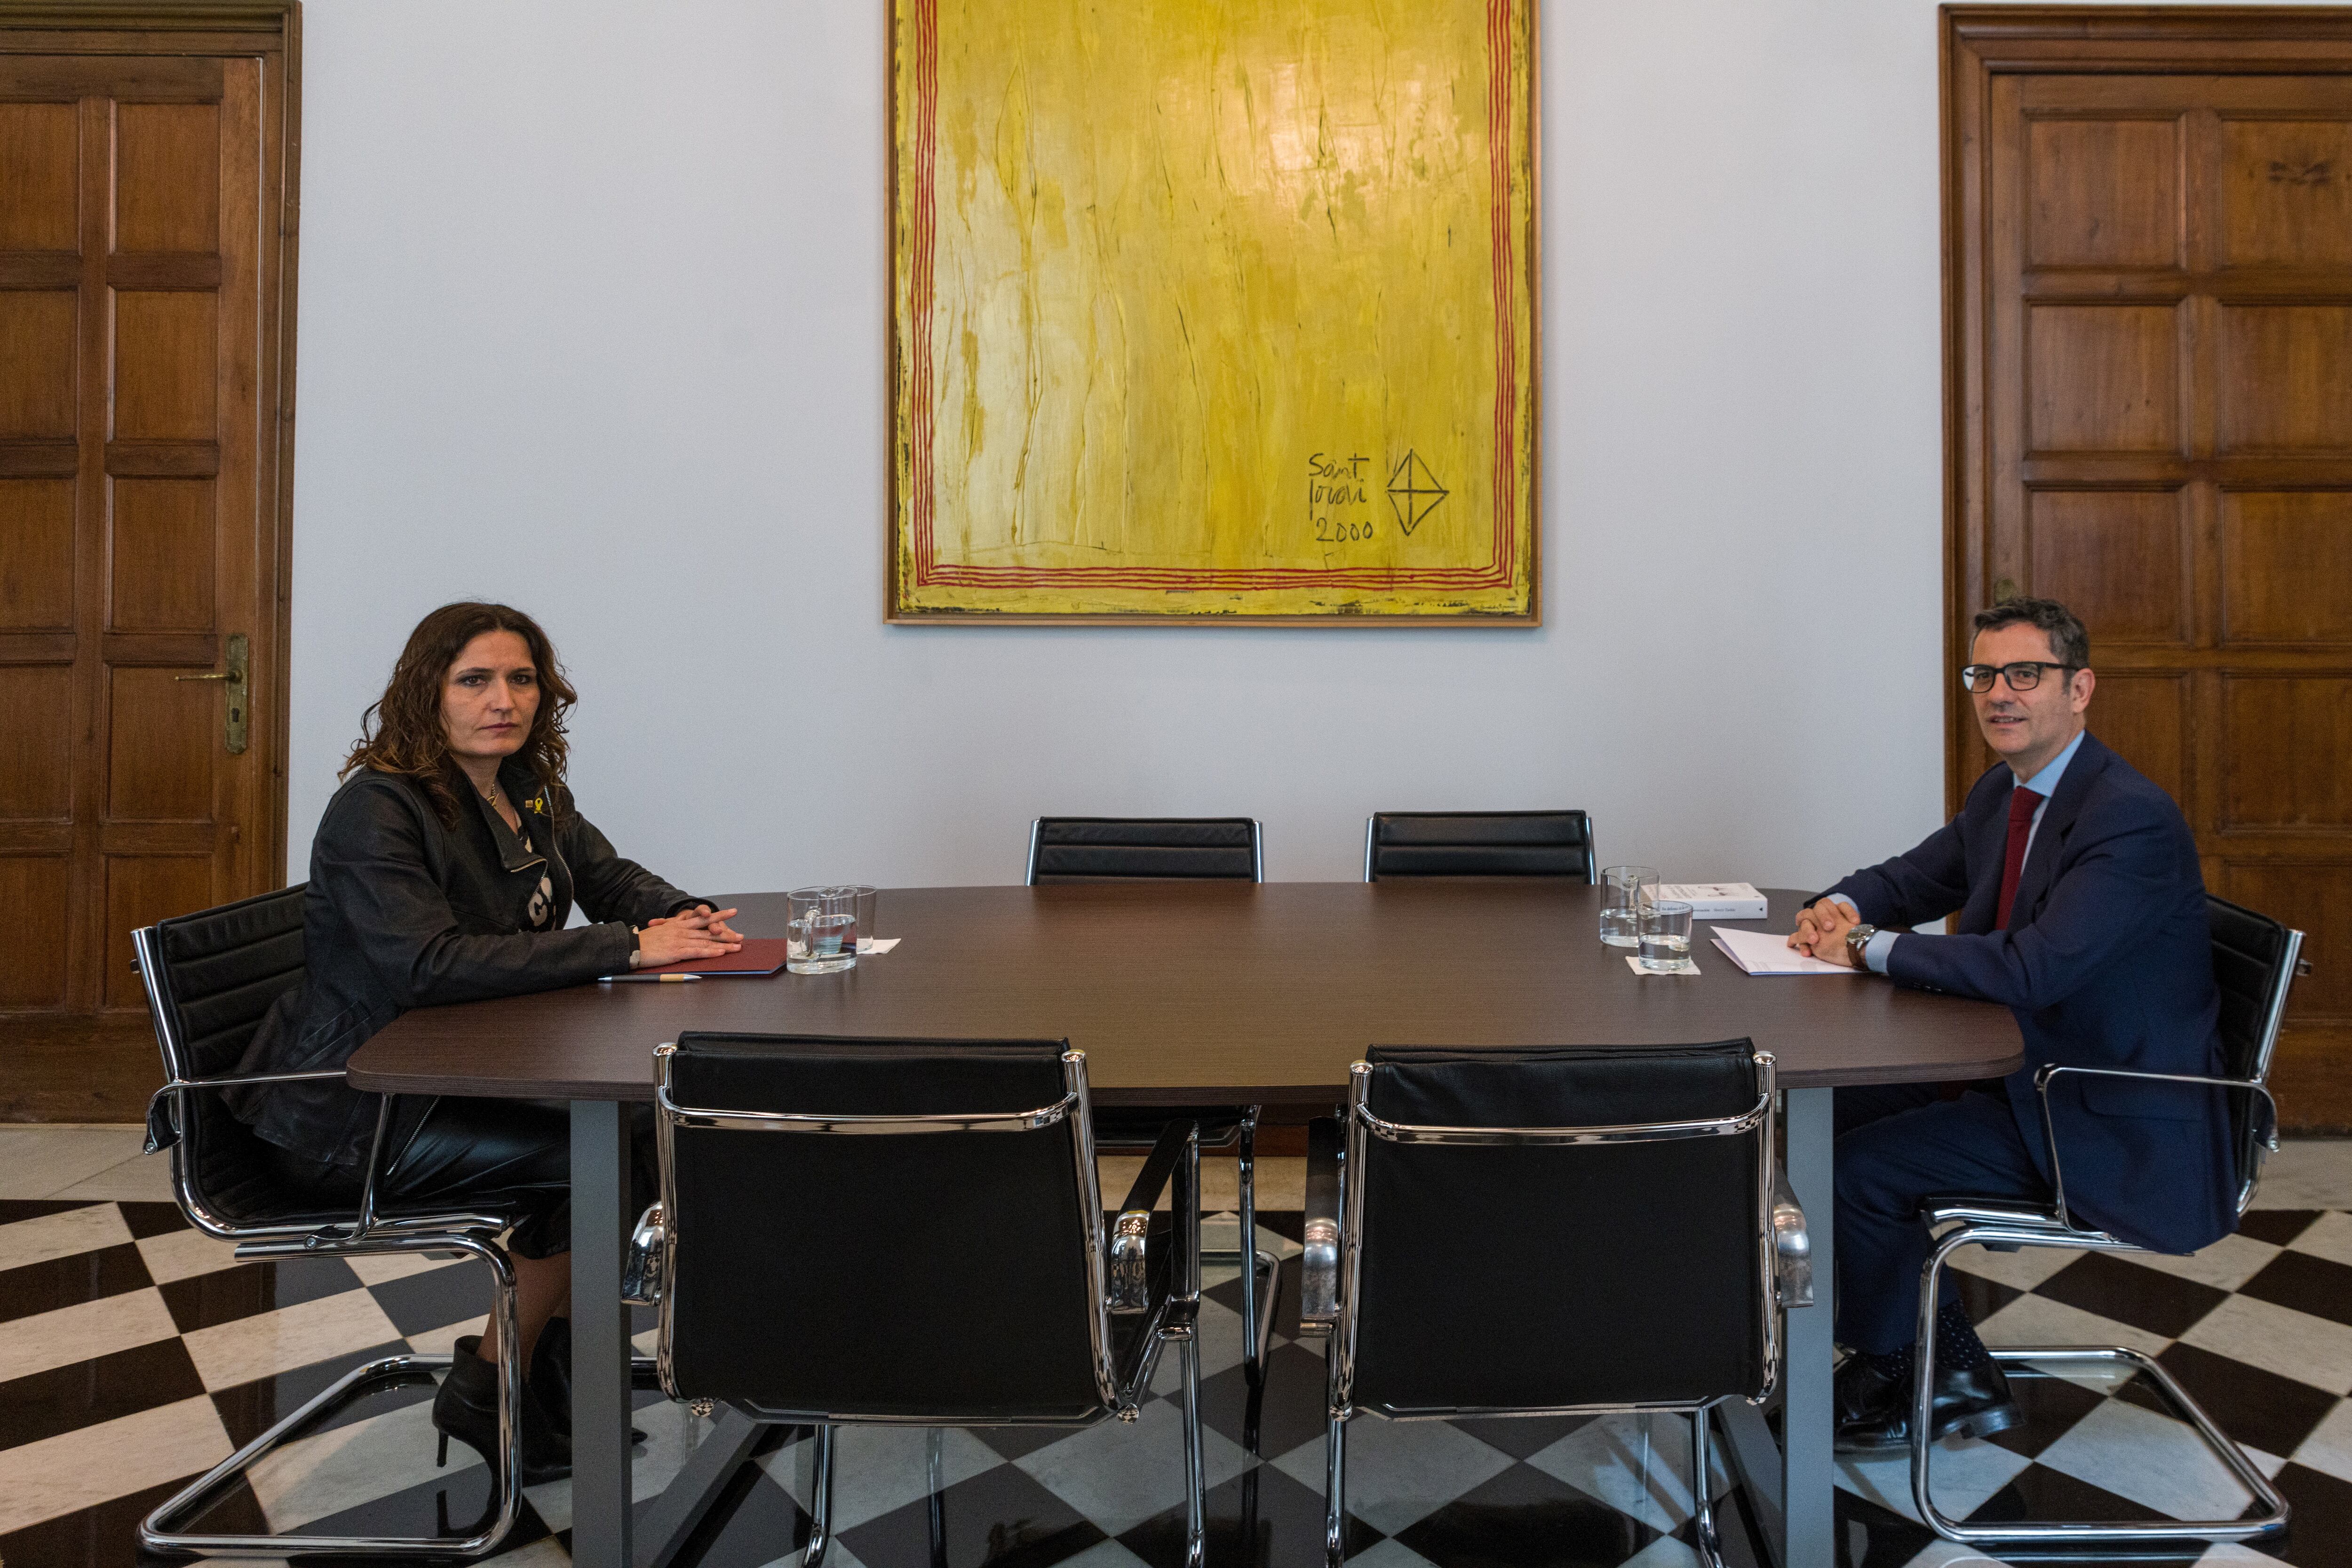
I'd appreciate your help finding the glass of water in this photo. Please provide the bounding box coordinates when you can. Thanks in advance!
[831,884,881,952]
[1600,865,1656,948]
[787,885,858,974]
[1638,899,1696,973]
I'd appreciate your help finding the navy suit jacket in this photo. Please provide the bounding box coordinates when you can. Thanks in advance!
[1825,732,2235,1255]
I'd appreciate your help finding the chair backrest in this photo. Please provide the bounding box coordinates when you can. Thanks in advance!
[135,884,310,1233]
[2207,894,2307,1210]
[1026,816,1263,883]
[1364,810,1596,882]
[1340,1041,1772,1417]
[656,1033,1115,1422]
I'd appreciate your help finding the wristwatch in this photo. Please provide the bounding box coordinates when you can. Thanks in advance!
[1845,924,1878,972]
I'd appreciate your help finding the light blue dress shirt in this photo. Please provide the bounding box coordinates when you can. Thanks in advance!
[1836,728,2088,972]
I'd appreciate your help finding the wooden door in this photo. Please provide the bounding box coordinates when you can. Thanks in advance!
[0,9,296,1120]
[1947,9,2352,1130]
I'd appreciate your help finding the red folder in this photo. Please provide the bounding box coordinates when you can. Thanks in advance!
[611,937,794,979]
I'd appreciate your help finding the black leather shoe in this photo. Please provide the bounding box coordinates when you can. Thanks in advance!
[1834,1351,2021,1453]
[432,1334,572,1484]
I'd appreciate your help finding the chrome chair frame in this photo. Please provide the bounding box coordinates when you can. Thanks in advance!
[1359,810,1599,883]
[1908,918,2309,1548]
[129,917,524,1560]
[628,1043,1208,1568]
[1300,1052,1812,1568]
[1024,815,1280,1388]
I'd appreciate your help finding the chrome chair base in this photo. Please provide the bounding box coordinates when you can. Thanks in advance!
[141,1231,522,1560]
[1915,1224,2289,1546]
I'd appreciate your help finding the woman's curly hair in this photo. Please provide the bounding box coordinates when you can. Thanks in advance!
[342,602,578,826]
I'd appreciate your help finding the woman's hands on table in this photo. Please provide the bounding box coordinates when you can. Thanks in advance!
[635,905,743,967]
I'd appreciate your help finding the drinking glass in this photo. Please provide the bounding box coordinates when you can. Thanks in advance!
[1638,899,1696,973]
[786,885,858,974]
[1600,865,1656,948]
[831,885,881,952]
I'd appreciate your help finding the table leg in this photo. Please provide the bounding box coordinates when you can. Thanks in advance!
[572,1099,634,1568]
[1782,1086,1836,1567]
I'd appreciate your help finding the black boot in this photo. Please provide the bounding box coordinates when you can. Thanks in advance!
[1834,1346,2021,1453]
[527,1317,644,1445]
[431,1334,572,1484]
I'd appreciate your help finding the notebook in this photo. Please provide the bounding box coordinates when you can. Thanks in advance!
[604,937,794,979]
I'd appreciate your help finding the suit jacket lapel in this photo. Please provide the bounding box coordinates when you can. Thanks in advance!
[1948,778,2003,935]
[2010,733,2110,931]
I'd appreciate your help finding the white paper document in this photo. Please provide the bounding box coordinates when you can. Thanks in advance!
[1709,924,1859,977]
[1654,883,1769,920]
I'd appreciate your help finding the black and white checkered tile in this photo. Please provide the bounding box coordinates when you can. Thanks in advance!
[3,1190,2349,1567]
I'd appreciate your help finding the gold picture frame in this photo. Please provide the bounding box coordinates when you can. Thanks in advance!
[889,0,1538,623]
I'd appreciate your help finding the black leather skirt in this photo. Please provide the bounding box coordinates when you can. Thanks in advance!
[267,1097,656,1260]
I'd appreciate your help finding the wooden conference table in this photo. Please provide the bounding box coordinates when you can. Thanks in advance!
[350,881,2023,1568]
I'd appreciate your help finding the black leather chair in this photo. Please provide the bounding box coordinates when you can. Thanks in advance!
[1026,815,1264,883]
[1024,815,1279,1388]
[130,886,526,1558]
[1907,895,2309,1548]
[1362,810,1597,882]
[624,1034,1208,1568]
[1299,1042,1812,1568]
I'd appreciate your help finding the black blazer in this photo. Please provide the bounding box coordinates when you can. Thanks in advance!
[1825,732,2234,1254]
[233,761,704,1164]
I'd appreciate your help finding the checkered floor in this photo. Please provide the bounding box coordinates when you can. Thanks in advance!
[2,1130,2349,1568]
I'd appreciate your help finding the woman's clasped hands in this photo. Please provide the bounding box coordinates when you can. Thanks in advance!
[636,904,745,967]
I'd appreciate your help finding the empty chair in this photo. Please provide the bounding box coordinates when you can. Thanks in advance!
[1300,1041,1812,1568]
[1022,814,1279,1389]
[1363,810,1596,881]
[131,886,527,1558]
[1026,815,1264,883]
[625,1034,1208,1568]
[1905,895,2308,1547]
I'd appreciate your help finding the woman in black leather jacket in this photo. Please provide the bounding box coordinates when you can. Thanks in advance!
[233,600,739,1481]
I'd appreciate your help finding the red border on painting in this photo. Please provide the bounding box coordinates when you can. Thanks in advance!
[906,0,1521,593]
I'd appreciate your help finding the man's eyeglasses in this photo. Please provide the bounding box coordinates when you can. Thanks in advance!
[1960,661,2077,694]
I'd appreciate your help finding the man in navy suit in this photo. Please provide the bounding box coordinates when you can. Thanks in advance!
[1789,597,2234,1451]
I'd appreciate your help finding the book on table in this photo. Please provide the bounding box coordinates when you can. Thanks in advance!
[1653,882,1768,920]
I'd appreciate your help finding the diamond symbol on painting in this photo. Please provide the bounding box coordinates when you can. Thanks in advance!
[1386,451,1449,535]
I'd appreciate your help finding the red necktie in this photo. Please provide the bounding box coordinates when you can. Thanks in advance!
[1995,786,2044,931]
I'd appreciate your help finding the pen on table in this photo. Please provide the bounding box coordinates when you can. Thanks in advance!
[599,973,700,984]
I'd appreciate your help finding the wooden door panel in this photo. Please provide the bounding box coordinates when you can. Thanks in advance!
[2026,304,2182,454]
[2221,675,2352,830]
[109,478,214,632]
[105,666,214,822]
[111,291,216,440]
[2026,488,2190,644]
[0,100,78,249]
[2026,117,2182,267]
[0,662,72,820]
[2223,491,2352,644]
[1953,14,2352,1128]
[114,102,218,252]
[0,478,75,628]
[2085,672,2190,811]
[0,22,292,1121]
[2218,119,2352,268]
[101,855,210,1009]
[0,857,70,1006]
[2217,305,2352,453]
[0,290,77,436]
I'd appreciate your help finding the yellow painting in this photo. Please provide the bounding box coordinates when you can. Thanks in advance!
[890,0,1537,622]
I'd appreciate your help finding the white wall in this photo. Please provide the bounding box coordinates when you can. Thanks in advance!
[290,0,1958,897]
